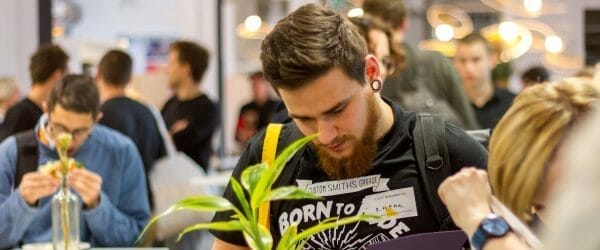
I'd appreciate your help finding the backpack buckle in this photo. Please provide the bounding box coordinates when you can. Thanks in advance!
[426,155,443,171]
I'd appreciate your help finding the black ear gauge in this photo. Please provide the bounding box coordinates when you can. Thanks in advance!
[370,79,382,91]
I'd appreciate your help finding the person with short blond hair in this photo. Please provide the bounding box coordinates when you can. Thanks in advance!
[0,77,20,125]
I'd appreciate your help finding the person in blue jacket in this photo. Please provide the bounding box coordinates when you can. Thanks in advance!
[0,74,150,248]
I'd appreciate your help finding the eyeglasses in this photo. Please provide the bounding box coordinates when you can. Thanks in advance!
[380,56,394,73]
[46,122,93,140]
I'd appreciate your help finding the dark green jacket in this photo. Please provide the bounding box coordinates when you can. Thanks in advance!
[381,43,480,130]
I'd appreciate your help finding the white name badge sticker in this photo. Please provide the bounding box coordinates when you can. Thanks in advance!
[359,187,418,221]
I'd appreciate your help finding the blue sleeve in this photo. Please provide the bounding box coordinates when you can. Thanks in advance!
[82,139,150,246]
[0,137,40,248]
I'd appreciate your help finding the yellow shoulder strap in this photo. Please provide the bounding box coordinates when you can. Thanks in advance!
[258,123,283,230]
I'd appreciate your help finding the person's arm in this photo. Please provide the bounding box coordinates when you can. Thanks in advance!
[172,102,220,148]
[438,168,530,250]
[0,138,42,248]
[212,238,252,250]
[82,140,150,246]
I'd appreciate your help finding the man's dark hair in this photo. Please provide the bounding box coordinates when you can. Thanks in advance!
[98,49,133,87]
[350,16,405,76]
[362,0,407,29]
[48,74,100,117]
[457,33,493,54]
[521,66,550,86]
[29,44,69,84]
[249,71,264,81]
[261,4,367,90]
[170,41,210,83]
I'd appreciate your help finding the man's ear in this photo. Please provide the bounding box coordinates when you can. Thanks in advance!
[489,51,499,68]
[52,70,64,82]
[95,112,104,122]
[364,54,383,83]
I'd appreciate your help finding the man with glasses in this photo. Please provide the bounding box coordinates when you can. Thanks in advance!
[0,74,150,248]
[363,0,480,130]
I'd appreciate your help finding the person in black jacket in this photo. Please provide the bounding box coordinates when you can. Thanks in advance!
[0,44,68,141]
[96,49,166,208]
[161,41,219,171]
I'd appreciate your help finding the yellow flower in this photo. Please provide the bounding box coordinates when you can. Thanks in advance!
[56,133,72,152]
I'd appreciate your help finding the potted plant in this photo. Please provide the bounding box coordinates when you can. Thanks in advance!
[138,134,376,250]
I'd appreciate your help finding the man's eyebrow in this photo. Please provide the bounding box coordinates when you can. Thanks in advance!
[322,96,351,115]
[289,96,352,120]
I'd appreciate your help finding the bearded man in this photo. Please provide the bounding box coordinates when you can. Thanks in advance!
[211,4,487,250]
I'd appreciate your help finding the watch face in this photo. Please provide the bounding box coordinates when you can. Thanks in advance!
[482,217,510,236]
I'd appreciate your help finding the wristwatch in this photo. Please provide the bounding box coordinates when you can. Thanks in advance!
[470,213,511,250]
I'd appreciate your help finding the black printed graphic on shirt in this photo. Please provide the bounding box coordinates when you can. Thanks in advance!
[277,175,419,249]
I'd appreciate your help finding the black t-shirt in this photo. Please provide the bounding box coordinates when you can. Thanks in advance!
[237,99,278,131]
[99,96,166,209]
[99,96,166,172]
[211,100,488,248]
[472,88,515,129]
[161,94,219,170]
[0,98,43,142]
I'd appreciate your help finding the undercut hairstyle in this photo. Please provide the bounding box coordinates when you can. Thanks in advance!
[260,4,367,90]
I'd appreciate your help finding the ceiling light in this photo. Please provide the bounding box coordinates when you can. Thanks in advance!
[435,24,454,42]
[244,15,262,33]
[545,35,563,53]
[347,8,364,18]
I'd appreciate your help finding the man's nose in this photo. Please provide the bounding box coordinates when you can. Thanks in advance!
[316,119,337,145]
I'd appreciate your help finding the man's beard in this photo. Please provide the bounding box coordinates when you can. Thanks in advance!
[315,94,380,180]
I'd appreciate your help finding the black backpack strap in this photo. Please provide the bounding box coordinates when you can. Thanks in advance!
[14,130,39,189]
[413,113,452,230]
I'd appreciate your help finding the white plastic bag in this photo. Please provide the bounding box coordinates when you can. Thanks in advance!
[148,107,214,240]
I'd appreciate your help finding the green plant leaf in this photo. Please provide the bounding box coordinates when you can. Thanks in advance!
[251,134,316,209]
[276,223,298,250]
[137,195,234,242]
[241,163,267,193]
[267,186,322,202]
[229,177,252,220]
[176,220,244,241]
[294,214,379,243]
[243,224,273,250]
[167,195,234,213]
[257,224,273,250]
[295,238,309,250]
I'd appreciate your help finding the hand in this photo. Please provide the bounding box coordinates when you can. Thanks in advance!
[68,168,102,209]
[438,167,492,236]
[18,172,59,205]
[169,119,189,135]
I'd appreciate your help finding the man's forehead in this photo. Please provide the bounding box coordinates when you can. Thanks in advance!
[49,107,94,124]
[456,43,489,55]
